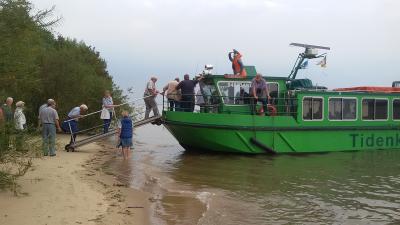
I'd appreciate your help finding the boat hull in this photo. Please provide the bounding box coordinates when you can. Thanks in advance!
[163,112,400,154]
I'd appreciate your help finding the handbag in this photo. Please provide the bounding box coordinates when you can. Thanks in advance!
[100,108,110,120]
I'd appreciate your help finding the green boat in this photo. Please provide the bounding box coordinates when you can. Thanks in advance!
[162,43,400,154]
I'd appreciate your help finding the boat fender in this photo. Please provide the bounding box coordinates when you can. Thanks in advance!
[268,105,277,116]
[250,137,276,154]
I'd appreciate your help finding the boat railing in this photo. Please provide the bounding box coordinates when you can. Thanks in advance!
[162,94,298,116]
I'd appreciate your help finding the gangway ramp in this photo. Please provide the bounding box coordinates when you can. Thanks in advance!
[65,116,162,152]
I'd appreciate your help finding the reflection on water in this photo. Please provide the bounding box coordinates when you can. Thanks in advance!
[105,125,400,225]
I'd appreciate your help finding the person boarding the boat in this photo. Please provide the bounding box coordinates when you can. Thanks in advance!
[62,104,89,148]
[176,74,203,112]
[228,49,247,77]
[251,73,270,115]
[144,76,160,119]
[162,77,181,111]
[102,90,115,133]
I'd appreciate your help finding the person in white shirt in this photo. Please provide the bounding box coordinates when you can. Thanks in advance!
[14,101,26,130]
[102,90,115,133]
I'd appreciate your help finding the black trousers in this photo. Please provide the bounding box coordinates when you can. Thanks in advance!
[181,95,194,112]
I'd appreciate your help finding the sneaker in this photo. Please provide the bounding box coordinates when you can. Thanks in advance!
[49,154,56,157]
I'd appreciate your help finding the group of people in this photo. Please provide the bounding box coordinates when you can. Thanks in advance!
[143,74,204,117]
[143,72,271,116]
[0,97,27,131]
[38,99,89,156]
[0,90,133,159]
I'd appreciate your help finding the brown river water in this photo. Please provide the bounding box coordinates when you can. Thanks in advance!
[104,125,400,225]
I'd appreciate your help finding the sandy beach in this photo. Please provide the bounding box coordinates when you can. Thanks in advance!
[0,135,150,225]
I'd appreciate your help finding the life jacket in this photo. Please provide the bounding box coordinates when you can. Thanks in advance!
[232,53,247,77]
[120,117,133,138]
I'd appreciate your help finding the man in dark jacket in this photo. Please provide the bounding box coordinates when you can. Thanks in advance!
[176,74,203,112]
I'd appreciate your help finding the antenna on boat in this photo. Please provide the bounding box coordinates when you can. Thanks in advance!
[288,43,330,80]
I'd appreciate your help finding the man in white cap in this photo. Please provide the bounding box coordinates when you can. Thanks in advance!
[63,104,88,147]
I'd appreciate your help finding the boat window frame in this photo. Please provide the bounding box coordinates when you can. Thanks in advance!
[361,97,389,121]
[327,97,358,121]
[393,98,400,121]
[302,96,324,121]
[216,80,279,106]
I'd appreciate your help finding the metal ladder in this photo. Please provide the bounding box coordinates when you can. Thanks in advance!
[64,96,162,152]
[65,116,162,151]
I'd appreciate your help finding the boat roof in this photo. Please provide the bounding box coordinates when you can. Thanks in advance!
[333,86,400,93]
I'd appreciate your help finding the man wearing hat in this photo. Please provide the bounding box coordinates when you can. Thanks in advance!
[143,76,160,119]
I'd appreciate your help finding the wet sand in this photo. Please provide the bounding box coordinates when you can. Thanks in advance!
[0,134,150,225]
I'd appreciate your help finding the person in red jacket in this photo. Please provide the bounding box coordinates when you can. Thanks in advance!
[228,49,247,77]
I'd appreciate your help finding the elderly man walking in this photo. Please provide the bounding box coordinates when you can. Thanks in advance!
[144,76,160,119]
[39,100,62,156]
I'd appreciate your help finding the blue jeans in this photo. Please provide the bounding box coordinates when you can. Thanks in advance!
[103,112,113,133]
[42,123,56,155]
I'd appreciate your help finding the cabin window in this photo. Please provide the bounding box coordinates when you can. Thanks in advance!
[393,99,400,120]
[303,97,323,120]
[199,81,220,107]
[217,81,279,105]
[329,98,357,120]
[362,99,388,120]
[267,83,279,98]
[218,81,251,105]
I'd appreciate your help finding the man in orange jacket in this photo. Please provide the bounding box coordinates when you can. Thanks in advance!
[228,49,247,77]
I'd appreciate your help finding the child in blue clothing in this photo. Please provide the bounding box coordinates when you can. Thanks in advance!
[117,110,133,160]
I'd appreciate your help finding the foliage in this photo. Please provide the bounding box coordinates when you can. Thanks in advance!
[0,123,41,193]
[0,0,127,128]
[0,0,129,191]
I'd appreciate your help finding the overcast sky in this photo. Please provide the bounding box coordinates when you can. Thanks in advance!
[32,0,400,96]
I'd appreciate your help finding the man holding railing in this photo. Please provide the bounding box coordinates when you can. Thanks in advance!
[251,73,270,115]
[62,104,88,148]
[144,76,160,119]
[162,77,181,111]
[102,90,115,133]
[176,74,203,112]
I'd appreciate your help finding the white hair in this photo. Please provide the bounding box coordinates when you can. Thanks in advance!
[6,97,13,102]
[80,104,88,110]
[47,99,55,105]
[15,101,25,107]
